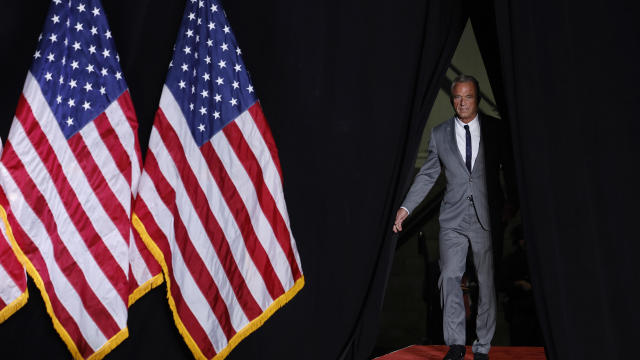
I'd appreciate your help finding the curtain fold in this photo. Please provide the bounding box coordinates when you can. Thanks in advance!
[492,1,640,358]
[338,1,468,358]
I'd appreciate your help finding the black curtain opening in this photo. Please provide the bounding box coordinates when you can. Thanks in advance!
[336,1,467,358]
[492,1,640,359]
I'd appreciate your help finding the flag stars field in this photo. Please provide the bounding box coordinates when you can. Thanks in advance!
[29,0,128,138]
[164,0,259,145]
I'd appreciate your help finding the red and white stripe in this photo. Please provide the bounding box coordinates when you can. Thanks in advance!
[0,231,26,322]
[0,174,27,322]
[0,73,158,359]
[134,87,303,359]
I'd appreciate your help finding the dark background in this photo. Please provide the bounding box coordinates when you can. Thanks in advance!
[1,0,639,359]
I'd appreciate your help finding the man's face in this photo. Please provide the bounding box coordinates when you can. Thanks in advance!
[451,81,479,123]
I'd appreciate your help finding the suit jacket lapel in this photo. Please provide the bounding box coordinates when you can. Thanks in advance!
[447,116,470,175]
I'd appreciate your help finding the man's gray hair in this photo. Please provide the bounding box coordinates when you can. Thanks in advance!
[450,74,480,95]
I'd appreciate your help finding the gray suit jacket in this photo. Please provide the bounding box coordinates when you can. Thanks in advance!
[401,116,491,230]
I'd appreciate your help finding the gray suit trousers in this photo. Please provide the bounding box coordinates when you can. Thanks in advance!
[439,202,496,354]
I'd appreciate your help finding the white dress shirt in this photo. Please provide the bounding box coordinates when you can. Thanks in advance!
[454,114,480,170]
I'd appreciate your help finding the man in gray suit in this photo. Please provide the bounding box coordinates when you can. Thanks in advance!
[393,74,516,360]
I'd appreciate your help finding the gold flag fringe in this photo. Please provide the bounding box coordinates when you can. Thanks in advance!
[132,213,305,360]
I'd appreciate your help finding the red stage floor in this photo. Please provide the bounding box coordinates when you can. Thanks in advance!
[374,345,546,360]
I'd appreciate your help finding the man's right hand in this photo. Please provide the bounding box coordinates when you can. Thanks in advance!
[393,208,409,233]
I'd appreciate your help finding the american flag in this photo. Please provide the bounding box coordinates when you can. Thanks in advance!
[0,144,28,323]
[0,217,27,324]
[132,0,304,358]
[0,0,161,359]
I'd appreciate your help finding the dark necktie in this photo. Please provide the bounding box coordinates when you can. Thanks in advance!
[464,124,472,173]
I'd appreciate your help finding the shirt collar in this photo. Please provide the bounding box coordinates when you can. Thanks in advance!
[455,114,479,131]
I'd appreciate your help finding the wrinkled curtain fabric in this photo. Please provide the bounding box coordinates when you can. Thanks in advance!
[491,1,640,358]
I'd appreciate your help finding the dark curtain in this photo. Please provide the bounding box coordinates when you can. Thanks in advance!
[336,1,467,358]
[492,1,640,359]
[0,0,467,359]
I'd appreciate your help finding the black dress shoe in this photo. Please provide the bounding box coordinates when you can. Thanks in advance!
[473,352,489,360]
[443,344,466,360]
